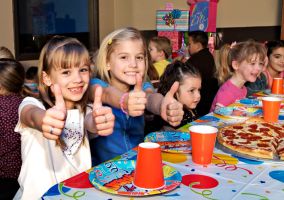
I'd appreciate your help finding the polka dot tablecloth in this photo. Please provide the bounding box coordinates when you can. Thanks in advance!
[42,99,284,200]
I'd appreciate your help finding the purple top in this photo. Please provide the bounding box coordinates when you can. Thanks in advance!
[0,94,23,179]
[210,79,247,112]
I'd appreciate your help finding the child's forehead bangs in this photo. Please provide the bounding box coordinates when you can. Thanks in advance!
[245,49,266,63]
[50,43,90,70]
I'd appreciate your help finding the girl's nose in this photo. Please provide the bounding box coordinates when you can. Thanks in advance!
[280,57,284,64]
[129,57,137,68]
[73,71,83,82]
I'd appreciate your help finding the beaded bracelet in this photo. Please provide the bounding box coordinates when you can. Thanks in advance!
[120,93,129,115]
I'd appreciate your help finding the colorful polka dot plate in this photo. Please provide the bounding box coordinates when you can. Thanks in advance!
[144,131,191,153]
[88,160,181,196]
[214,106,262,119]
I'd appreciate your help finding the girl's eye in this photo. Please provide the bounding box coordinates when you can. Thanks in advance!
[62,70,70,75]
[136,56,145,61]
[120,56,127,60]
[274,55,282,59]
[259,62,265,66]
[80,67,89,72]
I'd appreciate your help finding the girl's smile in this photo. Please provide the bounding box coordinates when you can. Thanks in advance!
[46,64,90,109]
[107,39,146,92]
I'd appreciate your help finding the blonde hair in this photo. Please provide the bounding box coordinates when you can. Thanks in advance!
[38,35,91,113]
[215,40,267,85]
[215,43,232,84]
[96,27,149,84]
[149,36,172,59]
[0,46,14,59]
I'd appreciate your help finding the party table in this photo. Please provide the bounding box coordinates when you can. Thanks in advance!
[42,98,284,200]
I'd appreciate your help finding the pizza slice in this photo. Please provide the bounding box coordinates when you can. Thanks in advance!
[218,123,276,159]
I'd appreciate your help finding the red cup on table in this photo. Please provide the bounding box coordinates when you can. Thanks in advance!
[271,78,283,94]
[189,125,218,166]
[133,142,164,189]
[262,96,282,123]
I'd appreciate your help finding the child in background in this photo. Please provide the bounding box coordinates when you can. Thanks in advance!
[24,66,39,97]
[156,61,201,130]
[246,40,284,96]
[220,43,267,97]
[0,46,14,59]
[0,59,30,199]
[210,40,267,112]
[148,36,172,77]
[185,31,219,117]
[262,40,284,88]
[90,27,183,165]
[14,36,115,199]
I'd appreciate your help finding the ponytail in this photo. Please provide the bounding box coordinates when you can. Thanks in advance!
[215,43,232,85]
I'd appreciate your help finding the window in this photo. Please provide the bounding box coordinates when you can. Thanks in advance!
[13,0,99,60]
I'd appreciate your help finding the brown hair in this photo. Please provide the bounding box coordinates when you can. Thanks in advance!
[0,46,14,59]
[0,58,30,96]
[215,40,267,85]
[149,36,172,59]
[38,35,91,113]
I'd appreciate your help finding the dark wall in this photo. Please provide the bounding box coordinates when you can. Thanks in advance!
[141,26,281,49]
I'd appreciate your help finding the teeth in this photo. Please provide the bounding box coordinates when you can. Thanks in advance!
[69,87,81,92]
[125,72,136,76]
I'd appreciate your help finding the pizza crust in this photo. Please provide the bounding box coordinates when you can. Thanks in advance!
[218,122,284,160]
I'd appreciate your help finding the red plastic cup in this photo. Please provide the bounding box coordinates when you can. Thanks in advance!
[262,96,282,122]
[189,125,218,165]
[271,78,283,94]
[133,142,164,189]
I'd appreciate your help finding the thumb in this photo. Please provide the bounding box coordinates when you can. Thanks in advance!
[53,84,66,112]
[166,81,179,98]
[134,73,143,91]
[93,85,103,109]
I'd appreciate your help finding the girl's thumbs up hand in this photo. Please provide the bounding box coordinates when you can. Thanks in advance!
[161,81,184,127]
[127,73,147,117]
[92,85,115,136]
[42,84,66,140]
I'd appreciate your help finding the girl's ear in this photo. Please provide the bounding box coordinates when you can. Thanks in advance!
[231,60,239,70]
[106,62,111,71]
[42,71,52,86]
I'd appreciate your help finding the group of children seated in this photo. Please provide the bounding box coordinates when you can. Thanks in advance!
[1,27,284,199]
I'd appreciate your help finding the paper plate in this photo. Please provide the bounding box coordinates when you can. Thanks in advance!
[263,89,284,98]
[144,131,191,153]
[214,106,262,119]
[89,160,181,196]
[238,98,261,107]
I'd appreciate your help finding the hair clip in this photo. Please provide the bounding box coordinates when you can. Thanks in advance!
[107,39,112,45]
[230,41,237,49]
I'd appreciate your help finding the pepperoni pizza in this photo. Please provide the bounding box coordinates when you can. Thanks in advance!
[218,122,284,160]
